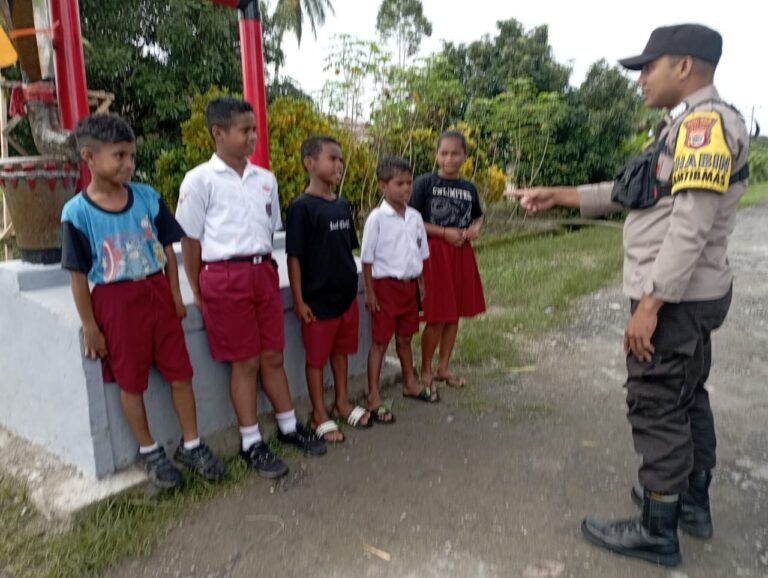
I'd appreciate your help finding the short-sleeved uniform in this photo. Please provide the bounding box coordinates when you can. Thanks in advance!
[175,154,284,362]
[361,200,429,343]
[61,183,192,393]
[409,174,486,323]
[577,85,750,493]
[285,193,359,369]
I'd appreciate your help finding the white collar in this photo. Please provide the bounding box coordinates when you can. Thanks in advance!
[210,153,257,177]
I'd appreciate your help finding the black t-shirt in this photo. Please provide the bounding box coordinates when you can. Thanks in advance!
[285,193,359,319]
[409,173,483,228]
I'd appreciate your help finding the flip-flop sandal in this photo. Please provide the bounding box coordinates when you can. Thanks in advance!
[435,374,467,388]
[403,385,440,404]
[314,420,345,443]
[369,405,396,424]
[332,405,373,429]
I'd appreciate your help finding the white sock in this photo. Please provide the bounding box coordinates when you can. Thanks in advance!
[183,438,201,451]
[276,409,297,435]
[139,442,159,455]
[240,424,262,451]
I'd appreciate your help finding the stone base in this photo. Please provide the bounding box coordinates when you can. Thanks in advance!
[0,235,374,482]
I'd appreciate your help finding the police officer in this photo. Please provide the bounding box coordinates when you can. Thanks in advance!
[511,24,750,566]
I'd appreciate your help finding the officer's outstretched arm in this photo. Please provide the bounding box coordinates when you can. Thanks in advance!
[506,186,580,213]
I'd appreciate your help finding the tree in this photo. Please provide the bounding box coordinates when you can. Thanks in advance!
[375,0,432,67]
[441,19,570,106]
[272,0,335,79]
[80,0,286,175]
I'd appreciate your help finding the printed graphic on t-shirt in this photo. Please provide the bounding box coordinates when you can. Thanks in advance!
[429,185,474,229]
[101,214,166,282]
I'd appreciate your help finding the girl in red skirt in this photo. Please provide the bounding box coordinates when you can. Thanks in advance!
[409,131,486,397]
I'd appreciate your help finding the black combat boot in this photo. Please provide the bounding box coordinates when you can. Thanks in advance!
[631,470,713,539]
[581,492,682,567]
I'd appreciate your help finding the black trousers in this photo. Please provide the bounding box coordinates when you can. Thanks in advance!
[625,288,732,494]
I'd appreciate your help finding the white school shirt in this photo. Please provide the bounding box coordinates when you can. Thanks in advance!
[175,154,281,262]
[361,200,429,279]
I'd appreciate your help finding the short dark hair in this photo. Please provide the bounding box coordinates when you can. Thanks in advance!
[205,97,253,135]
[300,135,341,166]
[75,113,135,150]
[437,130,467,153]
[376,156,412,182]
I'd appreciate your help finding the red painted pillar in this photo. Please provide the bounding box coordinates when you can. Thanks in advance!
[48,0,91,185]
[48,0,90,129]
[210,0,271,167]
[238,1,270,168]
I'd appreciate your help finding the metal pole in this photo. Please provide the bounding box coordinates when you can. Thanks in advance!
[48,0,91,185]
[0,72,8,260]
[211,0,271,168]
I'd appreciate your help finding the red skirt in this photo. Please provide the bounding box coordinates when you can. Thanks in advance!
[421,237,486,324]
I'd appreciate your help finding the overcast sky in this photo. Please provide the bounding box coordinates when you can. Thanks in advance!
[281,0,765,131]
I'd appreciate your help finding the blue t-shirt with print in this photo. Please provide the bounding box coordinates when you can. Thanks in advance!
[61,183,184,284]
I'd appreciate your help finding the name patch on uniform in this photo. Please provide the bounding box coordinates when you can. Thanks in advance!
[671,111,732,195]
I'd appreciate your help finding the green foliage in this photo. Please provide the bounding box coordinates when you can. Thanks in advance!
[375,0,433,66]
[80,0,289,177]
[441,19,571,107]
[155,89,375,218]
[749,136,768,183]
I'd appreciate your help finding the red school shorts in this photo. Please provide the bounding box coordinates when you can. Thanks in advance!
[301,298,359,369]
[371,278,420,344]
[199,259,285,362]
[421,237,486,324]
[91,272,193,394]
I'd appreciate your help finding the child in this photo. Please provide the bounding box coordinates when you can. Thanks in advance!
[175,97,326,479]
[61,113,226,489]
[361,156,433,420]
[286,136,372,442]
[409,130,486,397]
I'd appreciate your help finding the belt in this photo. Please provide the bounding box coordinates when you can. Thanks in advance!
[206,253,272,265]
[383,277,418,283]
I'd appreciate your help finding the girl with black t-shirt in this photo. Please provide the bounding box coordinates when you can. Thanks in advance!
[409,131,486,396]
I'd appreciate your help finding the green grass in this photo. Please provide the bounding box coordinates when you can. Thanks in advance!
[1,454,267,578]
[0,220,625,578]
[739,181,768,209]
[454,225,623,369]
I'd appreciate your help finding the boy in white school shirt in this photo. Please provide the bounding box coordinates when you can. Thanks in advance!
[176,97,326,479]
[361,156,433,424]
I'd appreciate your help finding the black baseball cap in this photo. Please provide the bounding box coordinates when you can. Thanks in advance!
[619,24,722,70]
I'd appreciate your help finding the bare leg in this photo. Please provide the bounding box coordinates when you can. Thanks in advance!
[420,322,444,386]
[230,357,260,427]
[307,364,343,442]
[259,350,294,414]
[120,390,154,447]
[169,379,199,442]
[331,353,369,425]
[436,322,465,386]
[367,341,389,409]
[396,334,421,396]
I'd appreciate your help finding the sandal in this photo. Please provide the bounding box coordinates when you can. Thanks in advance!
[314,420,345,443]
[403,385,440,404]
[435,373,467,388]
[332,405,373,429]
[369,405,396,424]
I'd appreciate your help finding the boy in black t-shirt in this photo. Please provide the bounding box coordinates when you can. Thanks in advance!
[286,136,372,442]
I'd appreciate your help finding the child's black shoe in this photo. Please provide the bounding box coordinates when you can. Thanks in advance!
[239,441,289,479]
[174,441,227,482]
[136,446,182,489]
[277,423,327,456]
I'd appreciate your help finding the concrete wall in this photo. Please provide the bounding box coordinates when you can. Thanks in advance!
[0,234,372,478]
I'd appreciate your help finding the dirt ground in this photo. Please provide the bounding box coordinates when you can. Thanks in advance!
[112,204,768,578]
